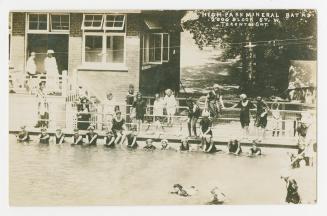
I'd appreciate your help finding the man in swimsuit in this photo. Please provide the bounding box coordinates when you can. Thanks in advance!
[199,110,213,149]
[104,129,115,148]
[205,84,225,119]
[186,97,201,138]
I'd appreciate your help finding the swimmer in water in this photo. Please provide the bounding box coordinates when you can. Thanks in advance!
[54,128,65,144]
[39,127,50,144]
[143,138,156,151]
[170,184,190,197]
[179,137,190,152]
[227,139,242,155]
[281,176,301,204]
[206,186,226,205]
[160,139,173,150]
[126,127,138,149]
[72,128,83,145]
[248,140,262,157]
[17,125,30,142]
[85,125,98,145]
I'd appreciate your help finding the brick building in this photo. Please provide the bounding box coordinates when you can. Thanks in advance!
[9,10,185,101]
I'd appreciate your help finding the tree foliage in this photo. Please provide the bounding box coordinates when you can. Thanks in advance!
[183,10,317,97]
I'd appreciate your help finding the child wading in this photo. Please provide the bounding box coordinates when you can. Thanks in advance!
[160,139,173,150]
[186,97,201,137]
[72,128,83,145]
[39,128,50,144]
[17,126,30,142]
[54,128,65,144]
[85,126,98,145]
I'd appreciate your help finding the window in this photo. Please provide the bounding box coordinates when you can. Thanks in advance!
[104,15,125,30]
[27,13,69,32]
[29,14,48,30]
[82,14,103,30]
[143,33,170,64]
[82,14,126,31]
[51,14,70,31]
[83,33,125,64]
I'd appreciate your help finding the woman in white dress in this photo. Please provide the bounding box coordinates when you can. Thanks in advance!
[44,50,59,94]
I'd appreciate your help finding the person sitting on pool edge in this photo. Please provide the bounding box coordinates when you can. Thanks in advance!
[179,137,190,152]
[111,110,127,146]
[17,125,30,142]
[85,125,98,145]
[126,126,138,149]
[199,110,213,149]
[54,128,65,144]
[227,139,242,155]
[248,140,262,157]
[72,128,83,145]
[39,127,50,144]
[170,184,190,197]
[143,138,156,151]
[104,128,115,148]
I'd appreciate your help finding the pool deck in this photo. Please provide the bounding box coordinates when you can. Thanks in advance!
[9,127,299,149]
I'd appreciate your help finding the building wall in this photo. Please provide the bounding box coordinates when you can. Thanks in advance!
[10,12,26,72]
[74,13,142,102]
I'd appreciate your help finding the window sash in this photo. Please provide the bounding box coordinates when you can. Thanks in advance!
[104,14,125,30]
[50,14,70,31]
[82,32,126,65]
[28,14,49,31]
[143,33,170,64]
[82,14,104,30]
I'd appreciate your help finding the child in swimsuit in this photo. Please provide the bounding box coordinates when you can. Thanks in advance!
[85,125,98,145]
[248,141,262,156]
[72,128,83,145]
[227,139,242,155]
[143,138,156,151]
[104,129,115,148]
[126,127,138,149]
[179,138,190,152]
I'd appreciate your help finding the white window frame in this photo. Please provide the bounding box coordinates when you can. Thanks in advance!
[81,14,104,30]
[82,32,126,65]
[143,33,170,65]
[50,14,70,32]
[103,14,126,31]
[27,13,49,33]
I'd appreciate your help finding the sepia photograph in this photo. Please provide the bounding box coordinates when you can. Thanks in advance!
[5,5,319,207]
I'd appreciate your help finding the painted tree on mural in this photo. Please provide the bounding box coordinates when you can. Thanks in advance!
[183,9,317,97]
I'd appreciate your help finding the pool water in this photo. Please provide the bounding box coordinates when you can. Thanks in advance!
[9,135,316,206]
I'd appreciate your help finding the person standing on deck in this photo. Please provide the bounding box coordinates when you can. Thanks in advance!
[205,84,225,119]
[26,52,38,93]
[35,81,49,128]
[133,92,146,132]
[163,89,177,127]
[44,50,59,95]
[255,96,269,142]
[126,84,135,129]
[230,94,256,139]
[271,100,281,137]
[186,97,201,138]
[147,93,165,136]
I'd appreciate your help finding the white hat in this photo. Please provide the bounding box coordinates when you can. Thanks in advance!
[240,94,247,99]
[47,49,54,54]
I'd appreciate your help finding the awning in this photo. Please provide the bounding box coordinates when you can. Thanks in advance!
[144,18,162,30]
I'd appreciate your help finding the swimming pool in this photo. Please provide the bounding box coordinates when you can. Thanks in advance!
[9,135,316,205]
